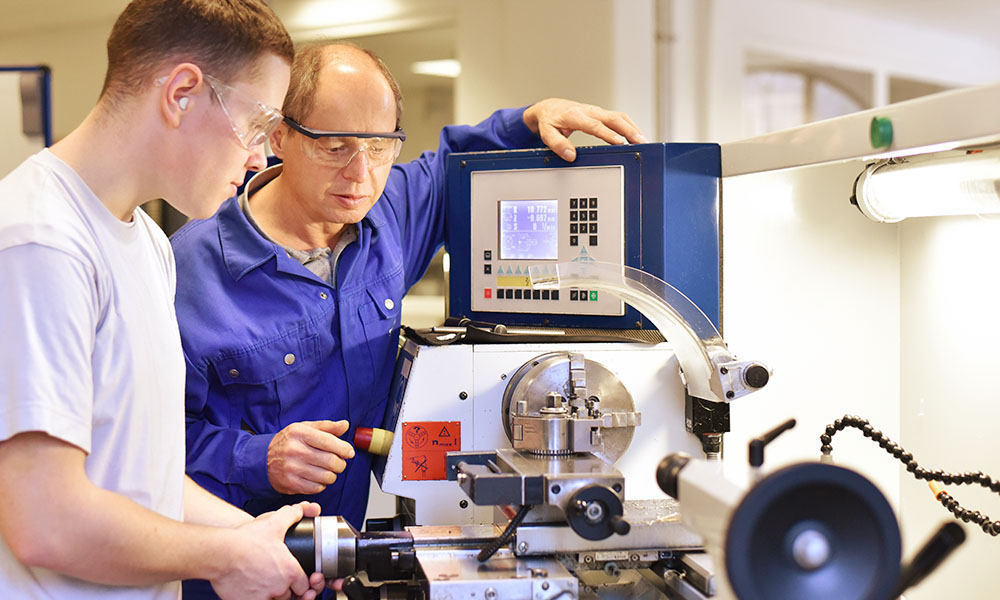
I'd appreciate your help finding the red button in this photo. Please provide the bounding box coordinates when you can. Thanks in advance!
[484,288,492,298]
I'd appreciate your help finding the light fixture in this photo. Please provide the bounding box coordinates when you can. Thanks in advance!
[410,59,461,78]
[852,148,1000,223]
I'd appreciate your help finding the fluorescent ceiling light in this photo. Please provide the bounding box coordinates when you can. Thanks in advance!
[411,59,461,78]
[852,149,1000,223]
[292,0,402,30]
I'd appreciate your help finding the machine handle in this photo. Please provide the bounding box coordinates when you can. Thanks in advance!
[748,418,796,468]
[891,521,966,599]
[609,514,631,536]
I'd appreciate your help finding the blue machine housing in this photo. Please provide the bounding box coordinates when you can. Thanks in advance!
[445,142,722,330]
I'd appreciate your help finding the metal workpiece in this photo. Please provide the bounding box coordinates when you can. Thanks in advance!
[286,516,421,581]
[501,352,639,464]
[415,547,579,600]
[406,523,503,546]
[314,516,358,577]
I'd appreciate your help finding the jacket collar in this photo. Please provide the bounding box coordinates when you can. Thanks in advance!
[219,195,279,281]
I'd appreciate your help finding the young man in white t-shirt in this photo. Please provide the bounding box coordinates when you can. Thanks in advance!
[0,1,325,599]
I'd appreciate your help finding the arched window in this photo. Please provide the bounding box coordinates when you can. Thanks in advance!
[743,68,865,137]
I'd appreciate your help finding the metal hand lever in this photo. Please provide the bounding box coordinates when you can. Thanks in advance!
[748,418,796,468]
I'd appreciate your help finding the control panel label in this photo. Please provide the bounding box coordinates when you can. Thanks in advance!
[400,421,461,480]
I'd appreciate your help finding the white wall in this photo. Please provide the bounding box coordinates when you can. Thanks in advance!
[722,163,902,503]
[456,0,656,139]
[897,216,1000,599]
[0,72,46,176]
[0,21,110,143]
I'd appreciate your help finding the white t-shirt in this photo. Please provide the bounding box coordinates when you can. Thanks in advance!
[0,150,185,599]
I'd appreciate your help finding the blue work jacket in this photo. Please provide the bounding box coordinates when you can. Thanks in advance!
[172,108,540,529]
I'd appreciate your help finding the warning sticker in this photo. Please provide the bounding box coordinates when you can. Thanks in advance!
[401,421,461,480]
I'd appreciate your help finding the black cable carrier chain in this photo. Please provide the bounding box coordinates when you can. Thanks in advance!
[820,414,1000,537]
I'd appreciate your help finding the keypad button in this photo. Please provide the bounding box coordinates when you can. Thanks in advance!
[570,290,579,301]
[578,290,588,301]
[484,250,492,260]
[589,210,597,221]
[589,223,597,233]
[570,211,578,221]
[551,290,559,300]
[484,288,492,298]
[570,236,578,246]
[542,289,550,300]
[590,197,598,208]
[570,224,578,234]
[484,264,492,274]
[532,289,540,300]
[589,235,598,246]
[589,290,598,301]
[570,198,578,209]
[514,289,523,299]
[580,212,588,222]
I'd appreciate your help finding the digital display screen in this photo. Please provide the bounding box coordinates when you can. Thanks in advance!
[499,199,559,260]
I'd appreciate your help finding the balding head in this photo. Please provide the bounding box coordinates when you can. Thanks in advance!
[282,43,403,130]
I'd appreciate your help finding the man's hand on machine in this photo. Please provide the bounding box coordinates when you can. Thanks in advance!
[267,420,355,495]
[522,98,648,163]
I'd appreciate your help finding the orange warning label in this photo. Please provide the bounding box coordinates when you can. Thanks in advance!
[401,421,461,480]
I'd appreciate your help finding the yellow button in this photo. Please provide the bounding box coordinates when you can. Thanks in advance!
[284,353,295,365]
[383,298,395,310]
[320,292,328,300]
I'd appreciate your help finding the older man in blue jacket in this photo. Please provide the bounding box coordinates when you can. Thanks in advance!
[171,43,645,551]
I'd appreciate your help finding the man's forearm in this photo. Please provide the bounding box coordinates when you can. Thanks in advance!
[184,475,254,528]
[0,433,239,586]
[31,481,241,585]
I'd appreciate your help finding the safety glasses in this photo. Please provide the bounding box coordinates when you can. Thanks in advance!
[283,116,406,169]
[202,74,283,149]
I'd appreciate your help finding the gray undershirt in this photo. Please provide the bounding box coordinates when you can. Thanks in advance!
[239,165,357,288]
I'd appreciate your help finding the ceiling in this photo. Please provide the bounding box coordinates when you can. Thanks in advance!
[1,0,997,60]
[0,0,459,89]
[2,0,998,42]
[803,0,1000,42]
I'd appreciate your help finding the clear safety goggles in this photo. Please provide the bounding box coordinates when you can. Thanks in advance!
[202,74,284,149]
[283,116,406,169]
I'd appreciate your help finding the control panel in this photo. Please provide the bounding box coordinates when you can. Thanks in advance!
[446,143,721,330]
[470,166,624,316]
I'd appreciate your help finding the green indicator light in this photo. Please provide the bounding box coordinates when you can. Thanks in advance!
[870,117,893,149]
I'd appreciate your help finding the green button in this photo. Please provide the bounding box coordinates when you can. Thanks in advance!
[870,117,893,149]
[589,290,598,301]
